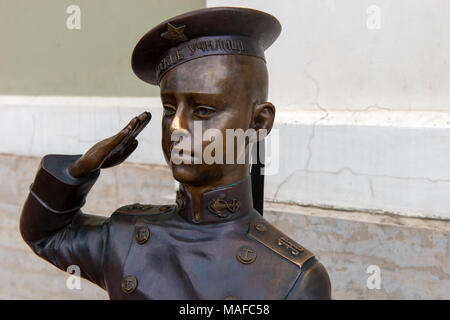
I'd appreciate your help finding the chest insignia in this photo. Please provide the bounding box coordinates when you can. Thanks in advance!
[208,194,241,218]
[236,245,257,264]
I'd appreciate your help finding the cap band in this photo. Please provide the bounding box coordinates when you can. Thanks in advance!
[156,35,265,83]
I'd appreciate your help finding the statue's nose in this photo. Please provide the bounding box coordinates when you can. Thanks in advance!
[170,101,190,134]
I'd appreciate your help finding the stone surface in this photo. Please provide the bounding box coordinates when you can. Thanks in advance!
[264,202,450,299]
[0,154,448,299]
[0,202,108,299]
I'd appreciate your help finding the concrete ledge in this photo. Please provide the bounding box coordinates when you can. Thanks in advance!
[1,95,449,220]
[265,202,450,299]
[0,153,448,299]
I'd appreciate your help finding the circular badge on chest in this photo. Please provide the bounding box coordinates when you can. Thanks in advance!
[236,245,257,264]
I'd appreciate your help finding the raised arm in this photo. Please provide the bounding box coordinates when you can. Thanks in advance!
[20,111,151,288]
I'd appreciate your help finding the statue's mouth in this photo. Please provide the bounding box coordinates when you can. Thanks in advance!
[170,146,198,165]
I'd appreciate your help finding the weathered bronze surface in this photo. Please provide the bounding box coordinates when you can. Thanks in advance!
[19,7,331,299]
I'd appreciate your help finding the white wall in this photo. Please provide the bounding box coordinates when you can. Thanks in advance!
[208,0,450,111]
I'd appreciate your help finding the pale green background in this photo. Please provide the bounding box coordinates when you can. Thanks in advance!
[0,0,205,96]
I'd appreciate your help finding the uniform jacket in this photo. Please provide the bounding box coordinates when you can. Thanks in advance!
[20,154,331,300]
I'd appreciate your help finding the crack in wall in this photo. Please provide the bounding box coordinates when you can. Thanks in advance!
[274,166,450,202]
[346,104,393,113]
[274,61,329,199]
[271,165,450,218]
[303,60,329,171]
[272,63,450,217]
[308,167,450,183]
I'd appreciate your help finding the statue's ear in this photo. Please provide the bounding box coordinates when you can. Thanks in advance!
[251,102,276,141]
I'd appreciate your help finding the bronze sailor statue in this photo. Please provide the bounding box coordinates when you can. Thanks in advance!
[19,7,331,299]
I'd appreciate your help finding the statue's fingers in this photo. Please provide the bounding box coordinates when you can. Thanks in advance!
[96,112,148,161]
[101,139,138,169]
[108,113,143,151]
[122,116,140,132]
[107,125,133,152]
[122,139,139,160]
[130,111,151,139]
[128,112,149,136]
[138,111,150,122]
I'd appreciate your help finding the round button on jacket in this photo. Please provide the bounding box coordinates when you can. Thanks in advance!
[121,275,138,294]
[254,222,267,232]
[135,226,150,244]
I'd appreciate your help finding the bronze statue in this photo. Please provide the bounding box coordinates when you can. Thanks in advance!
[19,7,331,299]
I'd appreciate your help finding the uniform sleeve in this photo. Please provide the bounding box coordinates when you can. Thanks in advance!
[19,154,109,289]
[286,258,332,300]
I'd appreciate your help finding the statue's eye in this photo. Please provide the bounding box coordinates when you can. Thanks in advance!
[193,106,216,119]
[163,104,176,116]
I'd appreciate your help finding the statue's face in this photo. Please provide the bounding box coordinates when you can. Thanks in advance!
[159,55,268,187]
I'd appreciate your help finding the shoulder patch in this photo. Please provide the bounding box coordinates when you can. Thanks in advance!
[247,219,315,269]
[114,203,175,215]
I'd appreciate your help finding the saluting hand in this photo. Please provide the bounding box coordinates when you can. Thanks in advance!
[69,111,151,178]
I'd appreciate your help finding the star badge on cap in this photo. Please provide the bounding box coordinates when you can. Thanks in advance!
[160,22,188,44]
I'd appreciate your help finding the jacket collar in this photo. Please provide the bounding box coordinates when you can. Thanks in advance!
[176,176,253,224]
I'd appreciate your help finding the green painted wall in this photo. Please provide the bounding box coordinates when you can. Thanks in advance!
[0,0,205,96]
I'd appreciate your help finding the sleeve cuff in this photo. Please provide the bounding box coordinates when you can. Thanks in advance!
[30,154,100,212]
